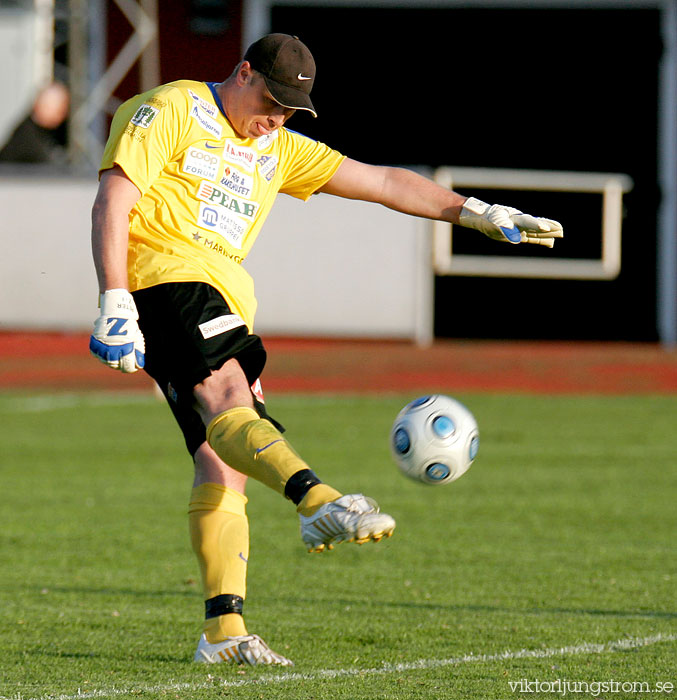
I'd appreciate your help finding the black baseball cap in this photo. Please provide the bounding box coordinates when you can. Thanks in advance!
[244,34,317,117]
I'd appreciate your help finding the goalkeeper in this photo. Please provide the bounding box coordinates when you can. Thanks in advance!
[90,33,563,667]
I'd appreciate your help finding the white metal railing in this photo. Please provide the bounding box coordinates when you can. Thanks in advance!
[433,167,634,280]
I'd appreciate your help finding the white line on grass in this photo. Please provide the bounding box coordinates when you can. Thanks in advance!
[0,393,156,413]
[5,632,675,700]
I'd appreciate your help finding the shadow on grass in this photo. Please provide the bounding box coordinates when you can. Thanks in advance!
[16,647,195,665]
[18,584,201,599]
[269,595,677,621]
[17,584,676,621]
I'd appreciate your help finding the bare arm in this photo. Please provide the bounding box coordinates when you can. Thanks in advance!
[91,165,142,292]
[318,158,468,224]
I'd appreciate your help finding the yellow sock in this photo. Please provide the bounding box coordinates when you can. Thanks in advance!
[296,483,343,517]
[207,407,312,495]
[189,483,249,642]
[203,612,247,643]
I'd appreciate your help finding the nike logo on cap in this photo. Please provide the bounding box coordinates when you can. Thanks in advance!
[297,73,312,81]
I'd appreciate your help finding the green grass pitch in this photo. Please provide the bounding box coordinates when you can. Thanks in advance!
[0,391,675,699]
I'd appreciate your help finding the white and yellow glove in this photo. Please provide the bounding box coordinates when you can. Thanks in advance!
[89,289,145,373]
[459,196,563,248]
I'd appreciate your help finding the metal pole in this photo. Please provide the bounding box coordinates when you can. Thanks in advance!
[87,0,107,162]
[67,0,90,171]
[658,0,677,347]
[139,0,160,90]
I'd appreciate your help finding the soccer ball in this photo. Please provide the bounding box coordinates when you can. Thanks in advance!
[390,394,479,485]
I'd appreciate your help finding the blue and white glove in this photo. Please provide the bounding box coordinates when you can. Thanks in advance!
[459,197,564,248]
[89,289,145,373]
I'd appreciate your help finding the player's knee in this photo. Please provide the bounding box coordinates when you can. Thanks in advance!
[193,359,254,422]
[193,442,248,492]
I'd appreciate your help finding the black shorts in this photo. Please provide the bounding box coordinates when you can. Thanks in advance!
[133,282,281,457]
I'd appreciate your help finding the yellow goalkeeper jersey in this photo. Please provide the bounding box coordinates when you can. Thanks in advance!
[100,79,345,330]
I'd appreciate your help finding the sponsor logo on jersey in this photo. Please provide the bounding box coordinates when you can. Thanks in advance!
[183,147,220,181]
[123,124,146,142]
[256,131,278,150]
[197,181,258,218]
[130,103,159,129]
[197,201,248,249]
[220,167,253,197]
[190,104,222,138]
[204,238,244,262]
[223,141,256,172]
[188,231,245,263]
[257,154,278,181]
[188,89,218,118]
[198,313,246,339]
[146,96,166,109]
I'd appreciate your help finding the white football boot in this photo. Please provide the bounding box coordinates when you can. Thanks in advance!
[299,493,396,553]
[194,633,293,666]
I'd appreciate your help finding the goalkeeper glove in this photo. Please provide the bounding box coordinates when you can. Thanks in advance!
[89,289,145,373]
[459,196,564,247]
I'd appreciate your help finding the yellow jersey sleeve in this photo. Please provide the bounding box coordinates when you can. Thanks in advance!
[100,84,190,194]
[277,130,345,200]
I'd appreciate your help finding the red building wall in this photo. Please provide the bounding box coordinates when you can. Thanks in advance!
[106,0,244,102]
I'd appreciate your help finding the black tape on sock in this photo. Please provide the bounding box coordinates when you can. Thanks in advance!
[284,468,322,505]
[205,594,244,619]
